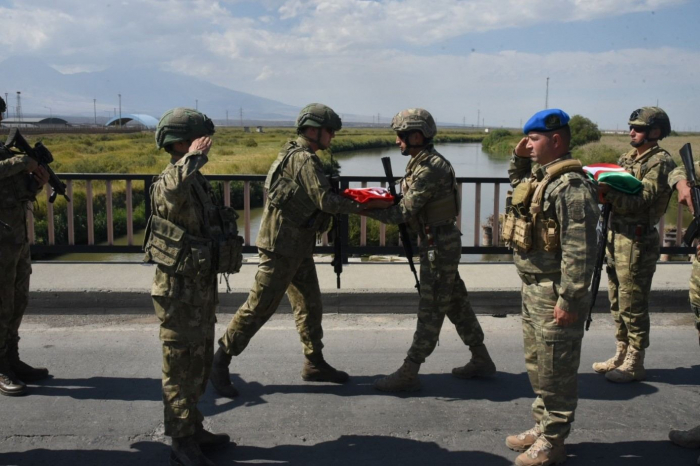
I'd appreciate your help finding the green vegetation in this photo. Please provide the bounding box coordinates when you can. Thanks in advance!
[568,115,601,148]
[481,129,519,156]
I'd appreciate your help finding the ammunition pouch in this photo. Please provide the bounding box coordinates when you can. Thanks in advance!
[214,236,244,274]
[540,218,560,252]
[513,217,533,252]
[419,192,459,226]
[502,211,516,244]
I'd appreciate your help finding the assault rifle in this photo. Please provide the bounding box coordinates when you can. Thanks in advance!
[5,128,70,203]
[586,202,611,331]
[680,143,700,246]
[328,153,343,289]
[381,156,420,295]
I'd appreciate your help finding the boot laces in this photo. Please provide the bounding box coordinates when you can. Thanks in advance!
[527,437,552,459]
[517,425,541,440]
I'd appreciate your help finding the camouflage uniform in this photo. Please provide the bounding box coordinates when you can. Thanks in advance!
[508,152,599,442]
[603,146,676,350]
[365,145,485,363]
[668,162,700,331]
[149,150,221,438]
[219,136,365,358]
[0,145,39,372]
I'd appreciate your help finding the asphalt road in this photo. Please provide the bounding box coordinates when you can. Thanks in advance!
[0,312,698,466]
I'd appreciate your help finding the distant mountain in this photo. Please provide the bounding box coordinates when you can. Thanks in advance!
[0,56,301,121]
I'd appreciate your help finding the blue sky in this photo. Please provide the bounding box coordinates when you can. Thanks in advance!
[1,0,699,129]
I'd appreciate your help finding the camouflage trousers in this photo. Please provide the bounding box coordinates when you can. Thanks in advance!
[220,248,324,357]
[0,240,31,358]
[520,274,584,442]
[606,229,659,350]
[153,296,216,439]
[689,257,700,331]
[407,228,485,364]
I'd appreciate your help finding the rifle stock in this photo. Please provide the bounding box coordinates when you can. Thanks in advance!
[680,143,700,246]
[381,156,420,295]
[586,203,611,331]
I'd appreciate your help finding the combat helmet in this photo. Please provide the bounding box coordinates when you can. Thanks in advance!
[296,103,342,134]
[0,96,5,115]
[391,108,437,139]
[155,107,215,149]
[628,107,671,140]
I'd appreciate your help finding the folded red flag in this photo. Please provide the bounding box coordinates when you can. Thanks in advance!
[341,187,395,204]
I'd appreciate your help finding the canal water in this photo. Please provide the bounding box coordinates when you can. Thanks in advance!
[55,143,511,262]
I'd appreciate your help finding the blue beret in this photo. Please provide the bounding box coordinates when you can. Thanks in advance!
[523,109,570,134]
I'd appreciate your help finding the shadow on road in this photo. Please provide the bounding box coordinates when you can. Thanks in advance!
[566,439,699,464]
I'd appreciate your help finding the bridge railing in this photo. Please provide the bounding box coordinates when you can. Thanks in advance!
[28,173,693,257]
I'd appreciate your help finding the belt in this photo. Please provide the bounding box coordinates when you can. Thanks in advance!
[519,272,560,286]
[610,222,654,236]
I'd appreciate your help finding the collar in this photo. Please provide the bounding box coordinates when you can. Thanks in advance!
[532,152,572,181]
[296,136,315,153]
[406,144,435,173]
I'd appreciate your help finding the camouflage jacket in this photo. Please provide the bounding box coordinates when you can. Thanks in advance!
[365,145,458,228]
[603,146,676,227]
[0,144,39,245]
[668,161,700,188]
[256,137,364,258]
[509,153,600,314]
[150,151,218,306]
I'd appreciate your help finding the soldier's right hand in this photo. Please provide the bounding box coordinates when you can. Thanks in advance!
[363,199,393,210]
[514,137,532,158]
[677,180,694,213]
[24,156,39,173]
[189,136,212,156]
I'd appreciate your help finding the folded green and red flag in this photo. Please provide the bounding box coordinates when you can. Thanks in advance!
[583,163,643,196]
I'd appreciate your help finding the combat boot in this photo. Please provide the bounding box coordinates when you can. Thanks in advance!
[301,354,349,384]
[506,424,542,452]
[605,346,645,383]
[373,357,421,392]
[8,337,50,383]
[171,435,215,466]
[669,425,700,449]
[452,344,497,379]
[592,341,628,374]
[195,426,233,450]
[514,436,566,466]
[0,359,26,397]
[209,347,239,398]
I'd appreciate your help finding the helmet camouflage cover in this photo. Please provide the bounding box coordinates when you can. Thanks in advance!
[155,107,215,149]
[628,106,671,139]
[296,103,342,133]
[391,108,437,139]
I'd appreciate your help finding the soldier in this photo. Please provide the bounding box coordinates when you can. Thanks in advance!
[145,108,242,466]
[503,109,599,465]
[592,107,676,383]
[666,161,700,460]
[210,103,390,398]
[0,96,51,397]
[362,108,496,393]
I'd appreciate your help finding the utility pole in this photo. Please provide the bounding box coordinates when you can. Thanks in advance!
[43,106,52,119]
[545,77,549,109]
[16,91,22,122]
[377,113,380,125]
[3,93,7,119]
[195,99,198,111]
[463,116,466,127]
[239,107,243,127]
[118,93,122,128]
[226,110,229,126]
[477,108,480,128]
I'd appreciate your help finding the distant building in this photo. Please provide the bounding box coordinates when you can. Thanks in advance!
[105,114,159,129]
[243,126,250,133]
[1,117,70,128]
[256,126,264,133]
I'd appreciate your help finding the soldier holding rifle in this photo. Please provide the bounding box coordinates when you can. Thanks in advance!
[666,143,700,461]
[363,108,496,393]
[592,107,676,383]
[503,109,599,466]
[211,104,390,398]
[0,96,51,398]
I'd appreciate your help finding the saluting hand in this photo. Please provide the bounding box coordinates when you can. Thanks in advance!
[514,137,532,158]
[189,136,212,156]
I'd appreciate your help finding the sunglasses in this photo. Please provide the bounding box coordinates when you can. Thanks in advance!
[629,125,648,133]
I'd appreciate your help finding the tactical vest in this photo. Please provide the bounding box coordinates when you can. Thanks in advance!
[143,173,243,277]
[264,141,331,231]
[402,151,460,228]
[502,159,584,253]
[0,145,36,209]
